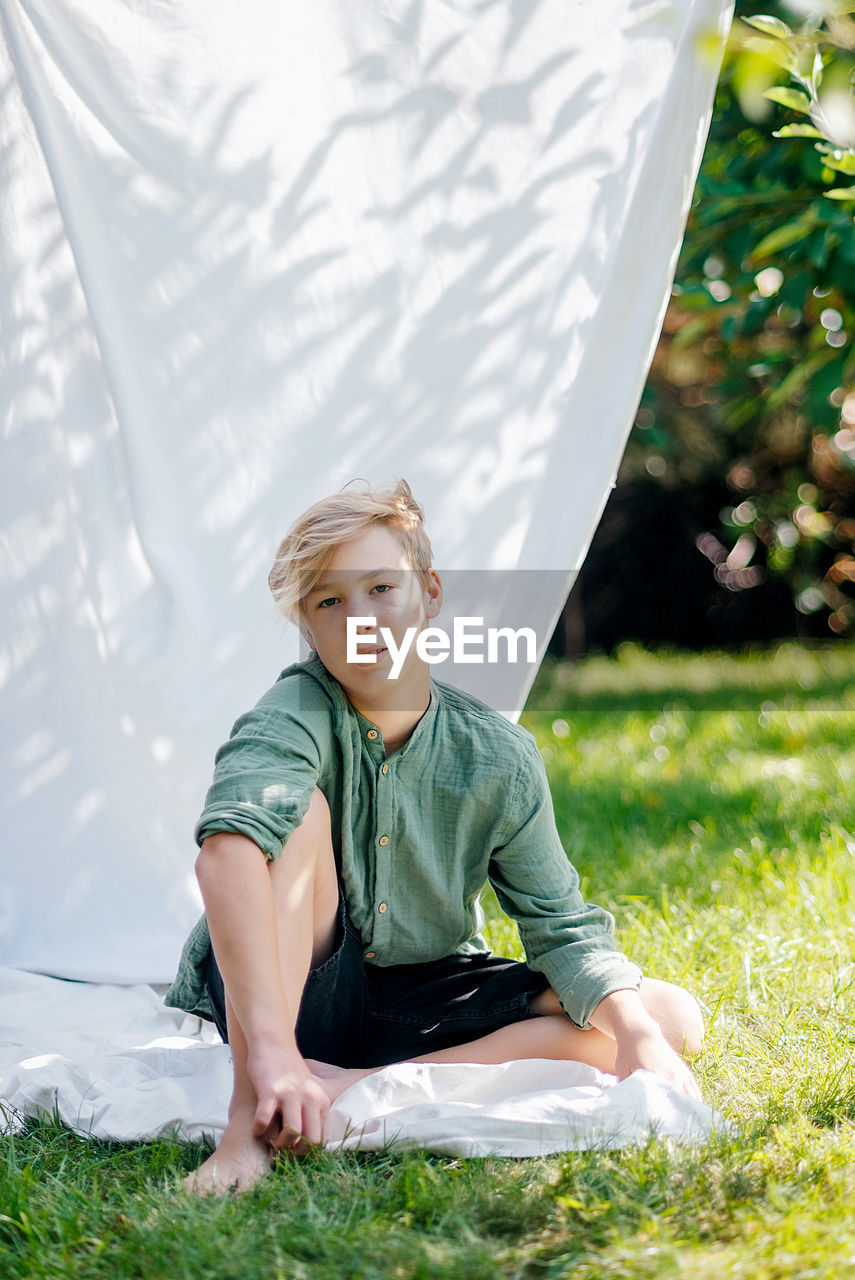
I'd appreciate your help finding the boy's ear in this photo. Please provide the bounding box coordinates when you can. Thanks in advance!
[299,618,317,651]
[425,569,442,620]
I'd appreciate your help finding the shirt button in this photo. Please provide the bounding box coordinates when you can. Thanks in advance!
[381,763,389,775]
[367,729,379,740]
[378,902,387,913]
[378,835,389,846]
[364,951,376,959]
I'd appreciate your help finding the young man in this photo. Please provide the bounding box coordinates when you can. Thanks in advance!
[166,480,703,1194]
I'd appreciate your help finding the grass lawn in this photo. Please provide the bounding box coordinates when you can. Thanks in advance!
[3,641,855,1279]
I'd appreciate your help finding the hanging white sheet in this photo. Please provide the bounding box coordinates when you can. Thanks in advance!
[1,0,731,986]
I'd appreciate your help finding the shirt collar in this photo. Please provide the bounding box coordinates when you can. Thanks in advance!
[299,652,441,758]
[394,681,440,758]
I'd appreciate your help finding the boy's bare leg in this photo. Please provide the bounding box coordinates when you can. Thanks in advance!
[186,993,274,1194]
[186,790,339,1194]
[307,978,704,1104]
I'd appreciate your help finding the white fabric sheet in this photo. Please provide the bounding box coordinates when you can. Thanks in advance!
[1,0,732,985]
[0,968,723,1154]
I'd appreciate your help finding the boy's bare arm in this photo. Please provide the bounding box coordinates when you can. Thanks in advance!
[195,832,329,1146]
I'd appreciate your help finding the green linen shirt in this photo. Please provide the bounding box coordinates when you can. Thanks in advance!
[164,653,642,1030]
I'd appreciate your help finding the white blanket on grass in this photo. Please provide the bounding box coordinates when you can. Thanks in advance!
[0,969,722,1156]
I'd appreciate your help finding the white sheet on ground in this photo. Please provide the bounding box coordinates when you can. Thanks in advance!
[1,0,732,985]
[0,968,723,1154]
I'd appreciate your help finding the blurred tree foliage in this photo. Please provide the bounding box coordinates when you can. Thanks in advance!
[569,1,855,653]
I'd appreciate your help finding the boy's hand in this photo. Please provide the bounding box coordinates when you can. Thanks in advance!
[612,1025,702,1100]
[247,1039,330,1151]
[590,989,702,1101]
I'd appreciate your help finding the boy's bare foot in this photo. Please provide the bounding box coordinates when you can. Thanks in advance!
[305,1058,377,1105]
[184,1126,273,1196]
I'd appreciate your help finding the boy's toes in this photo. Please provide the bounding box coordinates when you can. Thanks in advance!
[184,1139,273,1196]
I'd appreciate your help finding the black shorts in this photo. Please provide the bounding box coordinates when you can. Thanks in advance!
[204,892,549,1069]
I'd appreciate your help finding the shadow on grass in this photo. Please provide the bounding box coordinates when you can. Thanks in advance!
[527,671,855,716]
[525,644,855,717]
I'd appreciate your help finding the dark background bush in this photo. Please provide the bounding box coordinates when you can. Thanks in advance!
[551,0,855,656]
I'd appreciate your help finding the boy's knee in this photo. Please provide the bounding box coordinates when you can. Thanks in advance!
[302,787,331,831]
[641,978,705,1057]
[665,985,705,1057]
[275,787,335,876]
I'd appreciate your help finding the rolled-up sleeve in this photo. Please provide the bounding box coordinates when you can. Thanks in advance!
[487,738,642,1029]
[194,678,326,860]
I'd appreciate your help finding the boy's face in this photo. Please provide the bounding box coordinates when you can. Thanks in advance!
[301,525,441,708]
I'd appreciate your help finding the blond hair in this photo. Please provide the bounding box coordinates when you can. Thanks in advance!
[269,478,433,625]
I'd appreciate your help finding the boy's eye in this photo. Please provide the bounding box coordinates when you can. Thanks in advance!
[315,583,392,609]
